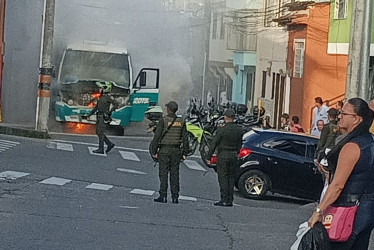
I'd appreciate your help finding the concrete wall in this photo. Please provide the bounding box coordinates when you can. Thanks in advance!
[2,0,43,127]
[255,28,288,125]
[301,4,347,130]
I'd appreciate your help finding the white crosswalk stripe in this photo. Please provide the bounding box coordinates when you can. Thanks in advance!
[179,195,197,202]
[130,189,155,196]
[88,146,107,156]
[86,183,113,191]
[39,177,72,186]
[119,150,140,161]
[183,160,207,172]
[0,139,20,153]
[48,140,206,175]
[56,143,74,151]
[117,168,147,175]
[0,171,29,181]
[0,168,200,201]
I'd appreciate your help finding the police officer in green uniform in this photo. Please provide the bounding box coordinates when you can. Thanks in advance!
[206,109,243,207]
[151,101,188,204]
[88,81,116,154]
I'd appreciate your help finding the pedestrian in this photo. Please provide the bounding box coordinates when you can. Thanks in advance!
[289,116,304,133]
[311,97,329,132]
[308,98,374,249]
[280,113,290,131]
[151,101,188,204]
[87,81,116,154]
[314,108,340,160]
[311,119,324,138]
[336,100,344,111]
[206,108,243,207]
[369,97,374,135]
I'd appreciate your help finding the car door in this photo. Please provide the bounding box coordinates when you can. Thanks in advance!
[262,137,309,195]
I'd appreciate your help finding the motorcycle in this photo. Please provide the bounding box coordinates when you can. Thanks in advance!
[184,99,219,169]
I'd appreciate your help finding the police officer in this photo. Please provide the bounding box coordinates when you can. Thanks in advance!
[206,109,243,207]
[151,101,188,204]
[88,81,116,154]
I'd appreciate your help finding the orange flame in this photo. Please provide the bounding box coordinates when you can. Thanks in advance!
[76,123,83,130]
[88,102,95,107]
[91,92,101,99]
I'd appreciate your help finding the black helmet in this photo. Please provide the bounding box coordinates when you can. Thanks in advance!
[236,104,248,115]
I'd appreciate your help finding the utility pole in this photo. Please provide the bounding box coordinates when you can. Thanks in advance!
[35,0,55,131]
[202,0,211,106]
[345,0,373,101]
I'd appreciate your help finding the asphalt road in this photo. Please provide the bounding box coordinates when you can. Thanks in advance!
[0,133,372,250]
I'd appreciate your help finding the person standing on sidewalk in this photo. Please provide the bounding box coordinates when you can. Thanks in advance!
[206,109,243,207]
[151,101,188,204]
[311,97,329,134]
[88,81,116,154]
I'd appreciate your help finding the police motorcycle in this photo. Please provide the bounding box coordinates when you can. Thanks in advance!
[184,98,220,169]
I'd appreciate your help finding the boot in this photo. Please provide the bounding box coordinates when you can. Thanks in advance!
[154,196,167,203]
[106,143,115,153]
[93,148,104,154]
[93,140,104,154]
[172,198,179,204]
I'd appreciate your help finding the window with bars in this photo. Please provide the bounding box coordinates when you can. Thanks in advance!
[334,0,348,20]
[293,39,305,78]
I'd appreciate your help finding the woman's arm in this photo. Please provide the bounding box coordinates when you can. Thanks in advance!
[308,142,360,227]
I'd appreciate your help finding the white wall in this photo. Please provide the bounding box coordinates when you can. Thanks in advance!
[254,28,288,118]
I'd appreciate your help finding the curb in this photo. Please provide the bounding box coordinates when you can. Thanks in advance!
[0,124,50,139]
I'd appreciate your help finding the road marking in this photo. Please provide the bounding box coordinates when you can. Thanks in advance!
[183,160,207,172]
[0,139,20,145]
[50,139,201,158]
[118,206,139,209]
[0,139,19,152]
[117,168,147,175]
[0,171,29,180]
[119,151,140,162]
[56,143,74,152]
[39,177,72,186]
[88,147,107,156]
[130,189,155,196]
[86,183,113,191]
[179,195,197,201]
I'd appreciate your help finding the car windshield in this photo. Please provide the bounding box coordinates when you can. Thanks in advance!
[60,50,130,87]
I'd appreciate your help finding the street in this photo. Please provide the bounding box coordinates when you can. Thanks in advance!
[0,133,372,250]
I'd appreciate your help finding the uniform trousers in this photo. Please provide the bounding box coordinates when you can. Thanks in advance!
[217,151,237,204]
[158,146,181,199]
[96,115,112,148]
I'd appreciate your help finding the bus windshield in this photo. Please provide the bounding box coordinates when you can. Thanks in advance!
[60,50,130,88]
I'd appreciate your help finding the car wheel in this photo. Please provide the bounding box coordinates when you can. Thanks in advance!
[238,170,270,199]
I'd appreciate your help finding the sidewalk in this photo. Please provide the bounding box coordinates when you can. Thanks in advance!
[0,119,152,139]
[0,123,50,139]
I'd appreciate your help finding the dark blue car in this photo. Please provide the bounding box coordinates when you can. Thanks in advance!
[235,129,323,201]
